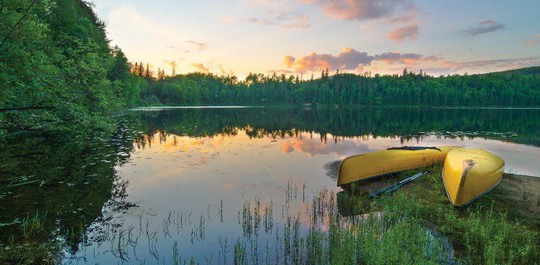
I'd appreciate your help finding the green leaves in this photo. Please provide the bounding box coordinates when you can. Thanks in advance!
[1,0,141,134]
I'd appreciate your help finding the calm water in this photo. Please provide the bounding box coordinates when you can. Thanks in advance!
[1,107,539,264]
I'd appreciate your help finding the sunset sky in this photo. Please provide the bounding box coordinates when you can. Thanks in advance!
[90,0,540,79]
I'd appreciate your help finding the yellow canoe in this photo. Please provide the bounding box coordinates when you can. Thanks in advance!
[337,146,458,187]
[442,148,504,206]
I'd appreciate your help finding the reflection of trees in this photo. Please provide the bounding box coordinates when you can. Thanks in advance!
[0,117,139,264]
[137,107,540,147]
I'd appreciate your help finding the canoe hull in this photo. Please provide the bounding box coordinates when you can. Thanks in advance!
[442,148,504,207]
[337,146,458,187]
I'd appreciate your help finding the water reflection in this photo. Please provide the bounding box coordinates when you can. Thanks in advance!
[1,107,539,264]
[0,119,140,264]
[65,107,540,263]
[137,107,540,146]
[71,128,537,263]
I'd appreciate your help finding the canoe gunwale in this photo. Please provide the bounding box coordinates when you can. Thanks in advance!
[338,169,407,189]
[337,146,457,187]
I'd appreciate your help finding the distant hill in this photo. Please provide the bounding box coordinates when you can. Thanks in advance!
[488,66,540,76]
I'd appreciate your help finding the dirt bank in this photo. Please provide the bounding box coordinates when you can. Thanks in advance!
[491,174,540,228]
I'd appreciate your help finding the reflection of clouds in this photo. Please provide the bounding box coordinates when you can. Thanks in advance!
[281,136,373,158]
[281,141,294,153]
[221,183,237,191]
[187,156,210,167]
[156,134,226,153]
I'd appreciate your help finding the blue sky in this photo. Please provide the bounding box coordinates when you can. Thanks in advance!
[90,0,540,78]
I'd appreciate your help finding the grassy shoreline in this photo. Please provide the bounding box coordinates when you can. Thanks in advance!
[337,167,539,264]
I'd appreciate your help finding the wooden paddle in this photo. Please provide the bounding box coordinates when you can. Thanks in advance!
[368,171,428,198]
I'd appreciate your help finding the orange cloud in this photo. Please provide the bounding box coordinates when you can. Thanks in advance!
[284,55,296,67]
[387,24,418,42]
[284,48,431,73]
[166,60,177,68]
[191,63,210,73]
[285,47,374,73]
[284,47,540,76]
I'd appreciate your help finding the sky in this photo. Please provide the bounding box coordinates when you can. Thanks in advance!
[89,0,540,79]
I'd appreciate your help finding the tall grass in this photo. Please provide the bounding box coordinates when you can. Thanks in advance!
[21,170,536,264]
[20,210,46,237]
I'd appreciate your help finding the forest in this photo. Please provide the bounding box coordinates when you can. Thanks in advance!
[0,0,145,136]
[1,0,539,137]
[136,66,540,107]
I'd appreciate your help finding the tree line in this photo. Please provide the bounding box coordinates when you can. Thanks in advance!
[134,65,540,107]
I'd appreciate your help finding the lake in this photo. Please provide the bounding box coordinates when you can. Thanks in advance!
[1,107,539,264]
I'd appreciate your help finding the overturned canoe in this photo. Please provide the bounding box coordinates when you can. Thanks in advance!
[442,148,504,207]
[337,146,458,187]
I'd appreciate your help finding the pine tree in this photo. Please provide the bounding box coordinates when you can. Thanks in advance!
[145,63,151,78]
[132,62,139,75]
[138,62,144,76]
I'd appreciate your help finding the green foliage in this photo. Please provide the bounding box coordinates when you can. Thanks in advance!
[324,171,539,264]
[406,169,540,264]
[139,68,540,107]
[0,0,141,135]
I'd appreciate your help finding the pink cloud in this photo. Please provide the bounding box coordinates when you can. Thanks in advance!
[284,47,540,76]
[375,52,422,66]
[387,24,418,42]
[303,0,414,21]
[284,49,429,73]
[284,15,311,29]
[527,34,540,45]
[281,138,372,157]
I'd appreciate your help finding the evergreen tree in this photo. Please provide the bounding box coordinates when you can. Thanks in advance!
[145,63,151,78]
